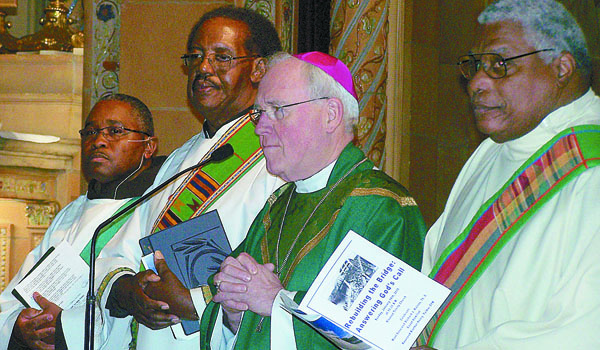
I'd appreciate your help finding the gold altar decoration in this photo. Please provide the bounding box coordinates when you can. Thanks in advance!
[0,10,18,53]
[17,0,83,51]
[0,0,83,52]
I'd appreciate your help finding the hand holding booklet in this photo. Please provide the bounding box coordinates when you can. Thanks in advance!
[281,230,450,350]
[12,240,89,310]
[139,209,232,338]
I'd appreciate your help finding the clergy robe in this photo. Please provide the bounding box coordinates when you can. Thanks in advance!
[95,114,283,350]
[201,143,427,349]
[422,89,600,349]
[0,156,166,350]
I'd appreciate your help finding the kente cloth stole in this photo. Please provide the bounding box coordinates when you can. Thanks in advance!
[129,115,262,349]
[417,125,600,346]
[80,197,138,265]
[151,114,263,233]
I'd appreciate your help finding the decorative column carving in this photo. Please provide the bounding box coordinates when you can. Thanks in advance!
[25,201,60,227]
[0,224,11,292]
[330,0,388,169]
[90,0,120,106]
[244,0,297,53]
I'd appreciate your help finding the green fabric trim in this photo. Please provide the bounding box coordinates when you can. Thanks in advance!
[80,197,138,265]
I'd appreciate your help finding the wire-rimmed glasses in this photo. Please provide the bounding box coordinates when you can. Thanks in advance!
[249,97,330,124]
[181,52,259,73]
[79,126,151,142]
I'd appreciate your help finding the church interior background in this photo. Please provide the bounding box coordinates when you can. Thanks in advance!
[0,0,598,292]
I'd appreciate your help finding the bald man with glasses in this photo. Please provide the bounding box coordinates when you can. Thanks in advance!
[414,0,600,349]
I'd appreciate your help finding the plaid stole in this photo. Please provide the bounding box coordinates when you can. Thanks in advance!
[151,114,263,233]
[417,125,600,346]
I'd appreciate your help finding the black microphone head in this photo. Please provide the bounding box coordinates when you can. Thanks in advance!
[210,143,234,162]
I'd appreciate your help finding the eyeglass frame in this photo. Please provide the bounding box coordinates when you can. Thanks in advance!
[180,52,260,73]
[79,125,151,141]
[457,48,554,80]
[249,97,330,124]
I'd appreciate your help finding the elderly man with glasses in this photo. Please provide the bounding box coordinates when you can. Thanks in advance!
[199,51,427,350]
[413,0,600,349]
[0,94,166,350]
[93,6,284,350]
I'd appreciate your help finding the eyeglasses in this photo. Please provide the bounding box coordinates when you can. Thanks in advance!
[79,126,151,142]
[249,97,330,124]
[457,49,554,80]
[180,52,259,73]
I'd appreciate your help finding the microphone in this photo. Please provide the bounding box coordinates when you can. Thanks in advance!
[84,143,234,350]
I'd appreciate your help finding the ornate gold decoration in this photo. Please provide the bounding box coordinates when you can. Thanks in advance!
[25,201,60,227]
[0,176,51,198]
[17,0,84,52]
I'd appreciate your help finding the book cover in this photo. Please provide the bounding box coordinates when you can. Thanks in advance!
[281,230,450,350]
[139,209,232,336]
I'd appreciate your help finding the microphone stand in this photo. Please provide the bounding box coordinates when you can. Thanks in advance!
[84,143,233,350]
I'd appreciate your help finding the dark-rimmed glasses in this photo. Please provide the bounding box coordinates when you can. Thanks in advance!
[457,49,554,80]
[249,97,330,124]
[79,126,151,142]
[180,52,259,73]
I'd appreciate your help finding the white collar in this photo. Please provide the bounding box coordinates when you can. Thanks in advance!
[503,89,598,159]
[294,161,336,193]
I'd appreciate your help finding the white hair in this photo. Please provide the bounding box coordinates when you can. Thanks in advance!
[479,0,590,78]
[267,52,359,132]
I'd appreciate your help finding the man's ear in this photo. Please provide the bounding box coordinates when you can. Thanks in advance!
[555,51,576,86]
[250,57,267,83]
[324,98,345,134]
[143,137,158,159]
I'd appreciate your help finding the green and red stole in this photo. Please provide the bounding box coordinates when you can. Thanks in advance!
[417,125,600,346]
[129,114,263,349]
[151,114,263,233]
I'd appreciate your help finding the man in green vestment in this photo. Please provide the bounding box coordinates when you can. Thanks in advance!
[200,51,427,349]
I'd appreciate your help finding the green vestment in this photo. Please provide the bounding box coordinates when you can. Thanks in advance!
[200,143,426,349]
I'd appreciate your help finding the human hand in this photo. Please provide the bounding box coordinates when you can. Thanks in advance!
[144,251,198,320]
[111,270,179,330]
[211,255,250,332]
[213,253,283,317]
[13,292,62,349]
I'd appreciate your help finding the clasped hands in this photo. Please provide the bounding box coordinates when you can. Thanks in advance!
[111,251,197,330]
[212,252,284,333]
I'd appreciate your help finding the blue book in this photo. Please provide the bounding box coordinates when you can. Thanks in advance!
[139,209,231,335]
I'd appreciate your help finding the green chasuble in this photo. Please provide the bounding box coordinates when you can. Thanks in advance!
[200,143,427,349]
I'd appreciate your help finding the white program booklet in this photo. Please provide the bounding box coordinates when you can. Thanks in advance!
[281,230,450,350]
[12,240,89,310]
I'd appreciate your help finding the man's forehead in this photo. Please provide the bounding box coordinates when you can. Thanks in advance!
[191,17,250,51]
[85,101,135,125]
[258,59,305,99]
